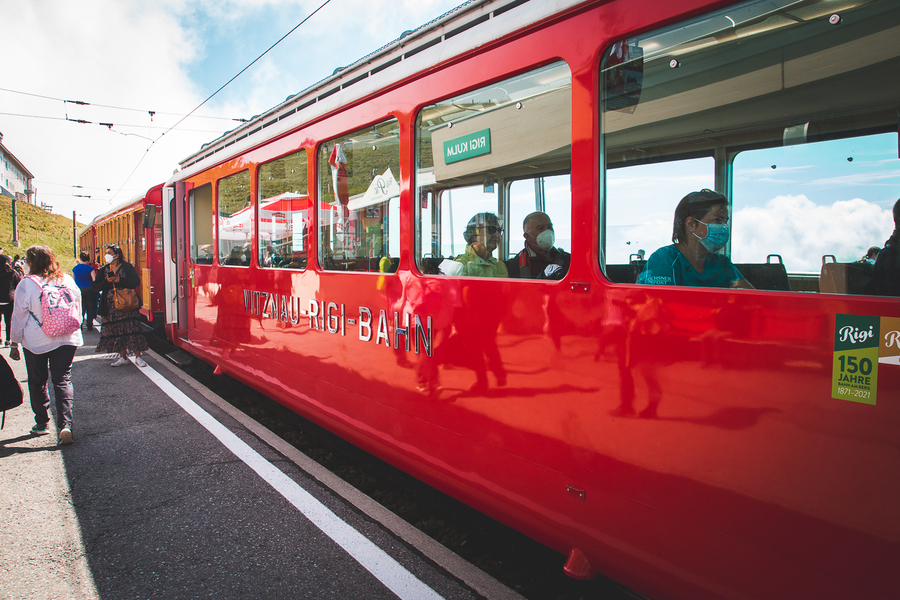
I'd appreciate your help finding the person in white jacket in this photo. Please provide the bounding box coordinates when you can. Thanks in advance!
[10,245,83,444]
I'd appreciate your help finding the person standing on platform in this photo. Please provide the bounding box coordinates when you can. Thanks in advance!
[10,245,83,444]
[0,254,23,349]
[72,252,97,331]
[94,244,149,367]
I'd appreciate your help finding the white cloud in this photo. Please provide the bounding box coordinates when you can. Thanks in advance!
[2,0,463,225]
[732,195,894,271]
[2,0,217,222]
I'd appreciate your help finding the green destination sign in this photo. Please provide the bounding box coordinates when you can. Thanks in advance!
[443,129,491,164]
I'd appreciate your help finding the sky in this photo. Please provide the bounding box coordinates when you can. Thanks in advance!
[606,134,900,271]
[1,0,465,225]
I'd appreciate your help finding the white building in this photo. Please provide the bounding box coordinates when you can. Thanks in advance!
[0,131,35,203]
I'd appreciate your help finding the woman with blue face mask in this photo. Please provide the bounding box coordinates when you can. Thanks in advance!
[639,189,753,289]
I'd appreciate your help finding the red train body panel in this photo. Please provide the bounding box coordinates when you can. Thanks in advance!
[156,0,900,598]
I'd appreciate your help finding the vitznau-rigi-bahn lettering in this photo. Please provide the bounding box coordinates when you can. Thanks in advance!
[242,289,432,356]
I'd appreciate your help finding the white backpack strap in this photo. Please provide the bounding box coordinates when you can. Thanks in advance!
[26,275,46,326]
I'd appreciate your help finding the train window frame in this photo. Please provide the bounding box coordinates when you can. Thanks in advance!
[413,61,573,280]
[315,117,402,274]
[598,0,900,295]
[189,183,213,265]
[257,148,310,271]
[216,169,252,267]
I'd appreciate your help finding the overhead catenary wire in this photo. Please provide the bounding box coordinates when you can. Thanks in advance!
[0,111,228,134]
[0,87,246,122]
[109,0,331,203]
[155,0,331,142]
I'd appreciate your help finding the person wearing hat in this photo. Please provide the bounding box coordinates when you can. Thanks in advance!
[638,189,753,289]
[454,212,509,278]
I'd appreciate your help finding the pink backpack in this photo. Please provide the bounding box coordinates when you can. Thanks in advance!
[27,275,82,337]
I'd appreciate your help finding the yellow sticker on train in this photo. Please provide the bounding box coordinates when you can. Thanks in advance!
[833,314,878,405]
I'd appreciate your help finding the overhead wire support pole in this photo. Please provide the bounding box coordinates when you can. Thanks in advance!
[11,195,19,247]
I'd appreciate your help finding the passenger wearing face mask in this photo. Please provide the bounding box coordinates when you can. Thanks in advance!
[639,189,753,289]
[505,211,570,280]
[93,244,149,367]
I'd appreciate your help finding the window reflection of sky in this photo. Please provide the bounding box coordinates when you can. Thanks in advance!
[605,157,714,264]
[605,134,900,271]
[732,133,898,269]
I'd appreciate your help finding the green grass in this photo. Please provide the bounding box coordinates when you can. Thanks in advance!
[0,196,87,273]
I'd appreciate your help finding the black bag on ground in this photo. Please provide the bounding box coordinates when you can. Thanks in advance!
[0,355,24,430]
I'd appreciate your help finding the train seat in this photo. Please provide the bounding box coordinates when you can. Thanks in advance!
[733,254,790,291]
[605,258,646,284]
[819,255,874,295]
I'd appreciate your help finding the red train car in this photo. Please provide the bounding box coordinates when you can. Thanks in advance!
[79,184,165,325]
[160,0,900,598]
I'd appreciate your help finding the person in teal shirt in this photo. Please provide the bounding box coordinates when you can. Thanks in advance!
[639,189,753,289]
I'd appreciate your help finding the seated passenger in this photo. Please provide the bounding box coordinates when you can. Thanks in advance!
[873,199,900,296]
[860,246,881,265]
[455,212,509,278]
[639,189,752,289]
[505,211,570,280]
[224,247,243,266]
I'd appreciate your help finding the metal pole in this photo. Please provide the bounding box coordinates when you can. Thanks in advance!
[11,196,19,246]
[73,211,77,258]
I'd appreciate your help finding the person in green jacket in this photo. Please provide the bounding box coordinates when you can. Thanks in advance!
[455,212,509,278]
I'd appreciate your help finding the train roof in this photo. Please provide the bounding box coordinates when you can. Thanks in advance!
[77,182,164,237]
[172,0,585,182]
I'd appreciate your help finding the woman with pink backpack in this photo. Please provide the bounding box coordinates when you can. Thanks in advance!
[10,245,83,445]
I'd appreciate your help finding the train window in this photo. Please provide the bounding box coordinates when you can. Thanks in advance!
[258,150,309,270]
[605,157,714,268]
[507,174,572,271]
[415,61,572,278]
[731,133,899,293]
[189,184,213,265]
[316,119,400,273]
[154,206,163,253]
[600,0,900,294]
[217,170,252,266]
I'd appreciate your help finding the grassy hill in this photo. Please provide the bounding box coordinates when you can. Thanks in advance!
[0,196,86,273]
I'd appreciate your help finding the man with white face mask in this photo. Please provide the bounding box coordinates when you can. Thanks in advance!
[505,211,570,279]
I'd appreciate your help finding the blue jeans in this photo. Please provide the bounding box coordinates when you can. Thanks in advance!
[23,345,77,429]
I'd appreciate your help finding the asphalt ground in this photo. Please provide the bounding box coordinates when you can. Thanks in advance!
[0,330,522,600]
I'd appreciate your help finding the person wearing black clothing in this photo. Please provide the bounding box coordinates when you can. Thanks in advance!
[93,244,149,367]
[505,211,571,279]
[873,199,900,297]
[0,254,23,348]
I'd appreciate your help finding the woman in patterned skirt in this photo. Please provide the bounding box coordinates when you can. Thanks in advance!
[94,244,148,367]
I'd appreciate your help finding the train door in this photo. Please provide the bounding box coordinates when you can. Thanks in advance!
[173,181,190,336]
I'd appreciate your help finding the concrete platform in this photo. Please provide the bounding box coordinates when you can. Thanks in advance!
[0,331,522,600]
